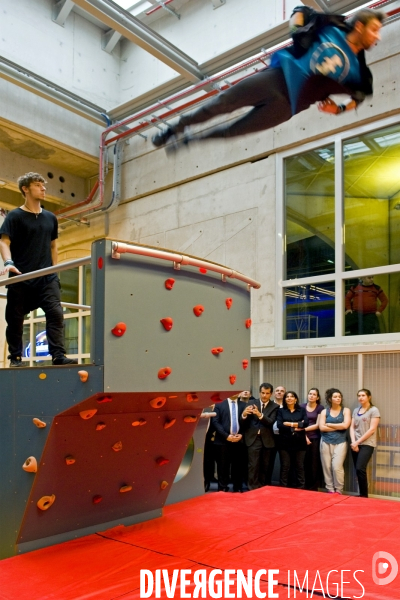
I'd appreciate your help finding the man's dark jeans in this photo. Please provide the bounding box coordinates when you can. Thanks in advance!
[6,278,66,360]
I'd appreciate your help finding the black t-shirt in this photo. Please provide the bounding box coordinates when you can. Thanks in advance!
[0,207,58,286]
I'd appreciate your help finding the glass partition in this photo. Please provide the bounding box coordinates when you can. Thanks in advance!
[285,145,335,280]
[281,119,400,345]
[344,272,400,336]
[284,282,335,339]
[344,125,400,270]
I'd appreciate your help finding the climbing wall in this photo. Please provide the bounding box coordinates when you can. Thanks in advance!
[0,238,252,559]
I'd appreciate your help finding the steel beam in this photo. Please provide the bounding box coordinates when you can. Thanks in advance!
[70,0,204,82]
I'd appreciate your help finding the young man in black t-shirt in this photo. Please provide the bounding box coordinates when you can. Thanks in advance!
[0,172,78,367]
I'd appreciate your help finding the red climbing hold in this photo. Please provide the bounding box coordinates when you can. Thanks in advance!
[97,257,103,269]
[111,322,127,337]
[211,347,224,355]
[229,374,237,385]
[245,319,252,329]
[158,367,172,380]
[186,393,199,402]
[164,418,176,429]
[160,481,169,490]
[165,278,175,290]
[211,393,222,403]
[199,267,207,274]
[132,418,147,426]
[112,441,123,452]
[160,317,173,331]
[97,396,112,403]
[96,422,106,431]
[156,457,170,466]
[184,415,197,423]
[92,495,103,504]
[242,359,249,370]
[150,396,167,408]
[193,305,204,317]
[225,298,233,310]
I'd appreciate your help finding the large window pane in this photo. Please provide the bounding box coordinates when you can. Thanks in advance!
[344,124,400,270]
[284,282,335,339]
[344,273,400,336]
[22,323,31,358]
[83,265,91,306]
[82,316,91,354]
[60,267,79,308]
[285,145,335,279]
[64,317,78,355]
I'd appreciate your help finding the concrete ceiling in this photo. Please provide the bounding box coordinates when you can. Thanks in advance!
[0,121,98,180]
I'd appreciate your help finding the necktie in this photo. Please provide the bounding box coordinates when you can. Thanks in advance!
[231,401,238,434]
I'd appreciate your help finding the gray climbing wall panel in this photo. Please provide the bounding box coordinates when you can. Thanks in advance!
[0,239,253,559]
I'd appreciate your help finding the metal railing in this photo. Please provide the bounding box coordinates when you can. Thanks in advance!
[112,241,261,289]
[0,256,91,288]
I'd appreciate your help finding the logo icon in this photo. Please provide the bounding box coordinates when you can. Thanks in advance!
[372,551,398,586]
[310,42,349,82]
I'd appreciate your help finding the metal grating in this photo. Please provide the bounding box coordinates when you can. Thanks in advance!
[363,353,400,499]
[262,357,304,399]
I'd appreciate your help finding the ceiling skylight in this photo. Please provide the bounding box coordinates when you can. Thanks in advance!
[113,0,153,16]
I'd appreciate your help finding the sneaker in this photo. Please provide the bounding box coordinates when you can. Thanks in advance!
[334,491,343,495]
[152,127,176,148]
[52,356,78,366]
[327,491,335,494]
[9,357,27,368]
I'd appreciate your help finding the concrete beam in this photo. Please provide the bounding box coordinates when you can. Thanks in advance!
[52,0,75,26]
[70,0,205,82]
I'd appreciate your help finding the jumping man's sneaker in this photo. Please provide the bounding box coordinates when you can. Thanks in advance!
[9,357,27,368]
[52,356,78,366]
[152,127,176,148]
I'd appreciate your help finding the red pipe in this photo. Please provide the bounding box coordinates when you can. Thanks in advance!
[146,0,175,16]
[56,180,99,216]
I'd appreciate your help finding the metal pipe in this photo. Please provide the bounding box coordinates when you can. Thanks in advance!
[71,0,204,82]
[0,55,107,126]
[0,256,91,288]
[112,241,261,289]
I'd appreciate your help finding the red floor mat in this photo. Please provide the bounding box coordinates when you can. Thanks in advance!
[0,488,399,599]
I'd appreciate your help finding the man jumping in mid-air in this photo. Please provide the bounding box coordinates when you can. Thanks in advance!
[152,7,384,150]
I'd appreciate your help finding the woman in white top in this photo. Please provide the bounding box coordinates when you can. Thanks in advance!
[350,388,380,498]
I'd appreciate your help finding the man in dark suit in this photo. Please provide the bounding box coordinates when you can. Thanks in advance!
[241,383,279,490]
[213,391,250,492]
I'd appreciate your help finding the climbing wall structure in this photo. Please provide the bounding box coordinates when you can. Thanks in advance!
[0,238,257,559]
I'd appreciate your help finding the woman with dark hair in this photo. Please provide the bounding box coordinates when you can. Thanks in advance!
[302,388,324,491]
[350,388,380,497]
[319,389,351,494]
[277,391,309,488]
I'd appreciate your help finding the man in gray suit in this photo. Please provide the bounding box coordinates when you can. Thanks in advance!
[241,383,279,490]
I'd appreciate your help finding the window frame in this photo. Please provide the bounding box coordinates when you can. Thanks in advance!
[276,115,400,348]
